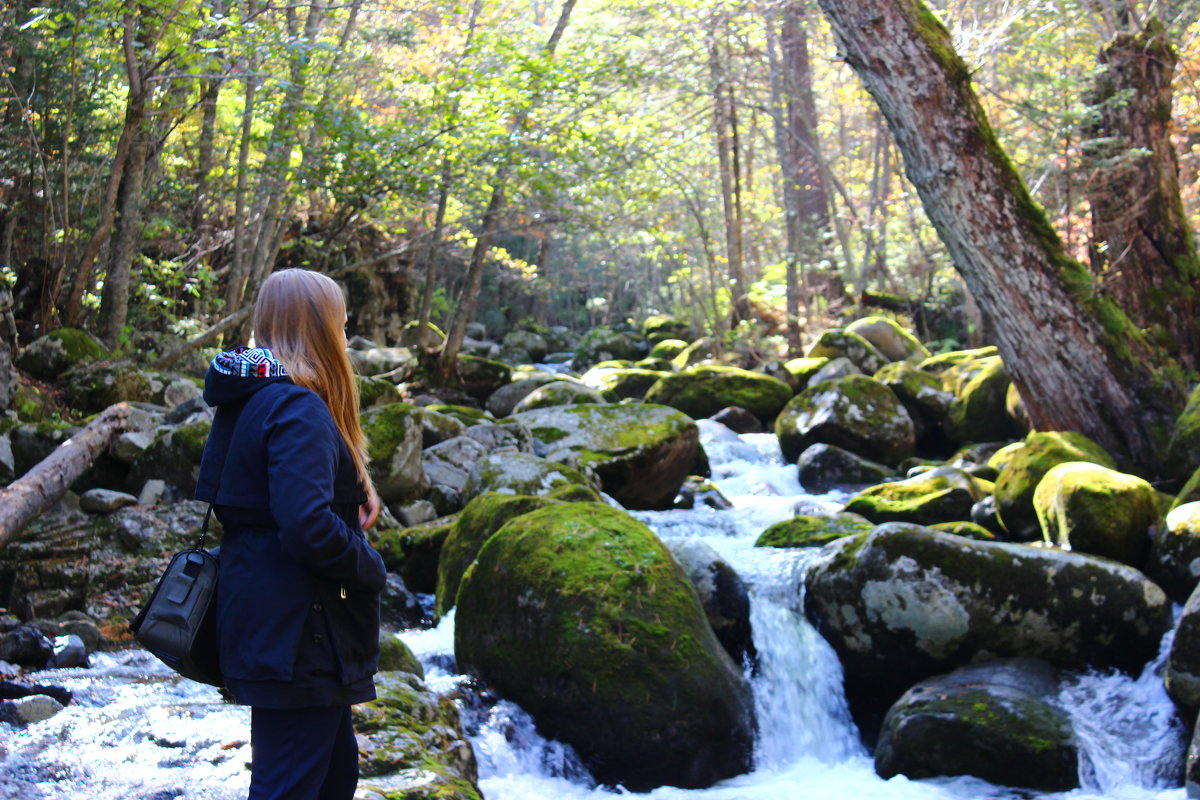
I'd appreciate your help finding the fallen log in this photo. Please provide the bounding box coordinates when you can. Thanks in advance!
[0,402,131,550]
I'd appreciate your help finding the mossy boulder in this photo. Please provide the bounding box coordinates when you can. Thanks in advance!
[1167,384,1200,482]
[944,356,1017,445]
[511,380,606,413]
[378,633,425,677]
[126,419,211,496]
[572,327,646,371]
[665,539,754,667]
[805,524,1172,719]
[804,357,861,386]
[845,316,931,363]
[455,354,513,400]
[1167,585,1200,709]
[501,329,549,363]
[644,365,793,424]
[648,338,689,360]
[435,492,560,617]
[371,517,456,594]
[916,346,1000,377]
[359,375,403,409]
[993,431,1115,541]
[579,366,667,402]
[424,404,493,427]
[422,436,488,493]
[353,670,481,800]
[1149,502,1200,603]
[873,360,952,442]
[775,375,916,465]
[416,406,468,448]
[805,329,888,374]
[781,357,830,391]
[462,452,595,502]
[1033,461,1157,566]
[755,513,874,548]
[930,520,996,540]
[455,502,755,790]
[60,360,153,414]
[484,372,565,417]
[844,466,991,526]
[362,403,431,506]
[795,443,896,492]
[642,315,692,344]
[513,403,701,510]
[670,338,715,371]
[875,658,1077,791]
[15,329,109,382]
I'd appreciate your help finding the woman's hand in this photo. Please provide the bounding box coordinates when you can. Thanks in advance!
[359,485,381,529]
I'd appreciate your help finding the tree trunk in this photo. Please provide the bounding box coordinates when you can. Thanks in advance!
[0,403,131,549]
[1082,17,1200,371]
[815,0,1184,474]
[98,112,151,348]
[709,29,749,325]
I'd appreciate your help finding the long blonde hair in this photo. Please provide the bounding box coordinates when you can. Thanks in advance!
[253,269,373,492]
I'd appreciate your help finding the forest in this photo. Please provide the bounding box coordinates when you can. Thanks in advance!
[5,1,1200,799]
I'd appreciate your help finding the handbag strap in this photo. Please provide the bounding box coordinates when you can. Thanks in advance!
[195,387,270,551]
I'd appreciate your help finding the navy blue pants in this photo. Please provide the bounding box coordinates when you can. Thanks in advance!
[248,705,358,800]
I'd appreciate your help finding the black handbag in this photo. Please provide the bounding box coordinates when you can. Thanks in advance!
[130,505,222,686]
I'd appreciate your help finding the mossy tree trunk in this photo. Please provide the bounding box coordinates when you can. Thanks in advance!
[1082,17,1200,372]
[815,0,1184,474]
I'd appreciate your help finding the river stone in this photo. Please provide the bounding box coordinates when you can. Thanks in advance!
[417,406,468,447]
[79,489,139,513]
[362,403,431,506]
[666,539,755,667]
[944,355,1017,445]
[775,375,916,465]
[485,373,565,417]
[13,694,65,725]
[648,338,689,360]
[572,327,646,371]
[805,523,1172,718]
[806,357,862,387]
[1149,502,1200,603]
[378,633,424,677]
[456,354,513,400]
[126,419,211,496]
[782,357,830,391]
[843,466,991,526]
[845,316,931,363]
[644,365,793,424]
[0,627,53,668]
[642,315,692,344]
[455,502,755,790]
[49,634,87,668]
[398,320,446,348]
[1033,461,1157,566]
[992,431,1115,541]
[796,443,896,492]
[579,366,666,402]
[60,360,153,414]
[875,658,1077,791]
[15,329,109,382]
[1169,582,1200,710]
[754,513,874,548]
[512,380,606,413]
[673,476,733,510]
[873,360,952,442]
[502,330,549,363]
[372,517,457,595]
[435,493,560,617]
[709,406,762,434]
[461,452,595,503]
[353,670,480,797]
[1168,384,1200,482]
[513,403,701,510]
[422,436,489,493]
[805,329,888,374]
[358,375,403,410]
[1189,714,1200,800]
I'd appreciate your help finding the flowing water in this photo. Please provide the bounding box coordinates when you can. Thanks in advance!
[0,421,1189,800]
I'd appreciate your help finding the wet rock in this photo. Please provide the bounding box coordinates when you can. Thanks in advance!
[673,476,733,510]
[843,466,992,526]
[1149,502,1200,604]
[380,575,426,631]
[1167,583,1200,709]
[709,407,762,434]
[0,627,53,668]
[805,523,1172,721]
[667,539,755,668]
[12,694,65,725]
[455,502,754,791]
[0,680,71,705]
[775,375,915,466]
[378,633,425,677]
[755,513,874,548]
[796,443,896,493]
[48,634,87,668]
[875,658,1077,791]
[79,488,139,513]
[645,365,793,425]
[1033,461,1157,566]
[514,403,701,510]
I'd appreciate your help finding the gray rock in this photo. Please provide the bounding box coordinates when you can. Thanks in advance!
[463,422,535,454]
[361,404,430,506]
[422,436,488,492]
[112,430,158,464]
[775,375,916,466]
[79,488,139,513]
[1168,582,1200,710]
[395,501,437,528]
[49,634,88,668]
[512,380,605,414]
[1149,501,1200,604]
[417,407,467,448]
[462,452,596,502]
[0,627,54,668]
[13,694,65,724]
[164,395,210,425]
[807,356,861,385]
[349,346,416,379]
[667,539,754,667]
[485,373,566,417]
[796,442,896,492]
[0,431,13,484]
[138,479,167,507]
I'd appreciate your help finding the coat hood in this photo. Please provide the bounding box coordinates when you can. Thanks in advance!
[203,347,292,407]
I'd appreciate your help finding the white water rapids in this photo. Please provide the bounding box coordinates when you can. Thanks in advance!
[0,422,1189,800]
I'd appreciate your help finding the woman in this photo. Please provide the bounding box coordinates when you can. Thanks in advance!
[195,268,386,800]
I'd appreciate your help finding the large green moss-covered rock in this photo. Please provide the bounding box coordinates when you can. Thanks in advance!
[642,315,692,345]
[1033,461,1157,567]
[1149,502,1200,603]
[15,329,109,382]
[354,670,481,800]
[1168,384,1200,482]
[775,375,916,465]
[362,403,431,506]
[61,360,153,414]
[755,513,873,548]
[993,431,1115,541]
[435,493,560,617]
[875,659,1077,791]
[572,327,646,371]
[455,503,754,790]
[916,346,999,377]
[844,466,991,526]
[455,354,513,400]
[485,372,566,417]
[513,403,701,510]
[648,338,689,360]
[873,361,952,443]
[358,375,403,409]
[670,338,715,371]
[644,365,792,424]
[805,329,888,374]
[579,366,667,402]
[501,329,549,363]
[512,380,605,413]
[805,523,1172,718]
[944,355,1016,445]
[845,316,931,363]
[781,357,830,392]
[371,517,456,594]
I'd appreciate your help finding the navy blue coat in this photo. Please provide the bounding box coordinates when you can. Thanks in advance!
[195,348,386,709]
